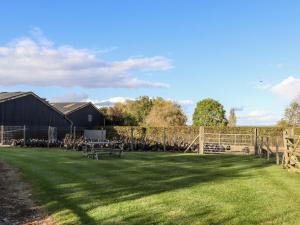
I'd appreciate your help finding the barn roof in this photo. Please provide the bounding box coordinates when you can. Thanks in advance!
[0,92,31,103]
[51,102,96,115]
[0,92,72,124]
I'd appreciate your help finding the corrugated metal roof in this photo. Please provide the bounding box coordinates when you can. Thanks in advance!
[51,102,90,114]
[0,92,30,102]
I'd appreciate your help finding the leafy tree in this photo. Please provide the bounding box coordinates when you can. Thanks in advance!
[193,98,227,126]
[284,101,300,126]
[144,98,187,127]
[99,103,127,125]
[124,96,153,125]
[228,108,237,127]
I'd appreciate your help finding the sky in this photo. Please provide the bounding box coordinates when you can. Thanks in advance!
[0,0,300,125]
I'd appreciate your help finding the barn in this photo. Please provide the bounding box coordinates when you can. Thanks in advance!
[0,92,71,127]
[0,92,72,141]
[51,102,105,129]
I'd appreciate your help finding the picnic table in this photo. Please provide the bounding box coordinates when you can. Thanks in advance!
[83,140,124,160]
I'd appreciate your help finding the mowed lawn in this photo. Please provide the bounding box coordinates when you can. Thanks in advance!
[0,149,300,225]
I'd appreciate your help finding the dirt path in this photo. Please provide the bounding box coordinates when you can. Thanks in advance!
[0,162,54,225]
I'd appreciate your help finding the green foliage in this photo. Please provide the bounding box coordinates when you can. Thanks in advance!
[144,98,187,127]
[124,96,153,125]
[193,98,227,126]
[1,149,300,224]
[101,96,187,127]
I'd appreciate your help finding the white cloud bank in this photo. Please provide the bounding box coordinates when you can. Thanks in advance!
[52,92,193,110]
[238,110,276,126]
[0,29,172,88]
[271,76,300,99]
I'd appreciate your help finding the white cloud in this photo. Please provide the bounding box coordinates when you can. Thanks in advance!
[51,92,89,102]
[238,110,277,125]
[175,99,194,106]
[0,29,172,88]
[92,97,134,107]
[271,76,300,99]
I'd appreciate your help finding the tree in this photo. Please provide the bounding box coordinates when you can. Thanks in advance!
[144,99,187,127]
[192,98,227,126]
[124,96,153,125]
[228,108,237,127]
[276,119,291,128]
[284,101,300,126]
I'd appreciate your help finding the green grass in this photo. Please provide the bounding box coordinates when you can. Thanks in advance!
[0,148,300,225]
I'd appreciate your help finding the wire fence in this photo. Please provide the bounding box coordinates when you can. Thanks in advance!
[0,125,71,146]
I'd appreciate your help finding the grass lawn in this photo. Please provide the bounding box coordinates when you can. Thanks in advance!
[0,148,300,225]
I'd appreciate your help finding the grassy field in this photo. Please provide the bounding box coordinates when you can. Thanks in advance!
[0,148,300,225]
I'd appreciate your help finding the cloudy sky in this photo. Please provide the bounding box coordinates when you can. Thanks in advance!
[1,1,300,125]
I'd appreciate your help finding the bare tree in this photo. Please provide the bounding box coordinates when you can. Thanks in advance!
[228,108,237,127]
[284,101,300,126]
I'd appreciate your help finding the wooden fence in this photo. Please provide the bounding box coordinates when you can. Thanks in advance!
[100,126,285,154]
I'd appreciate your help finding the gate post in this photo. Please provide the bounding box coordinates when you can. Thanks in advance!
[199,126,204,155]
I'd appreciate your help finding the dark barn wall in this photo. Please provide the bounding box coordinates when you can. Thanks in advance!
[0,95,71,127]
[67,104,104,129]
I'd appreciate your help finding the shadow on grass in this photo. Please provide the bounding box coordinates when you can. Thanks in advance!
[0,150,275,224]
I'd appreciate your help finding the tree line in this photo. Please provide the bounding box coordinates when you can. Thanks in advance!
[100,97,237,127]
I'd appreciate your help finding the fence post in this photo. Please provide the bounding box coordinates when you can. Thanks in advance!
[163,127,166,152]
[0,125,3,145]
[266,136,270,160]
[199,126,204,155]
[23,125,26,146]
[276,136,280,165]
[234,134,237,145]
[73,126,76,139]
[130,127,134,151]
[47,126,50,148]
[254,128,258,155]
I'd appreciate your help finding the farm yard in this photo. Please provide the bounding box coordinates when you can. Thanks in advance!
[2,1,300,225]
[1,148,300,225]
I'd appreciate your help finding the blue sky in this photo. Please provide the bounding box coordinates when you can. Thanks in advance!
[1,0,300,125]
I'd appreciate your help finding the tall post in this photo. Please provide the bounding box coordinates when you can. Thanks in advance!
[234,134,237,145]
[199,126,204,155]
[163,127,166,152]
[130,127,134,151]
[0,125,4,145]
[266,136,270,160]
[73,126,76,139]
[23,125,26,146]
[47,126,50,148]
[276,136,280,165]
[254,128,258,155]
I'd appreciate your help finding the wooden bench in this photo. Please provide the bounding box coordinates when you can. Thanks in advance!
[94,149,123,159]
[84,149,123,160]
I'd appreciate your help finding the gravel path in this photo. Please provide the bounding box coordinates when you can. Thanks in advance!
[0,162,53,225]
